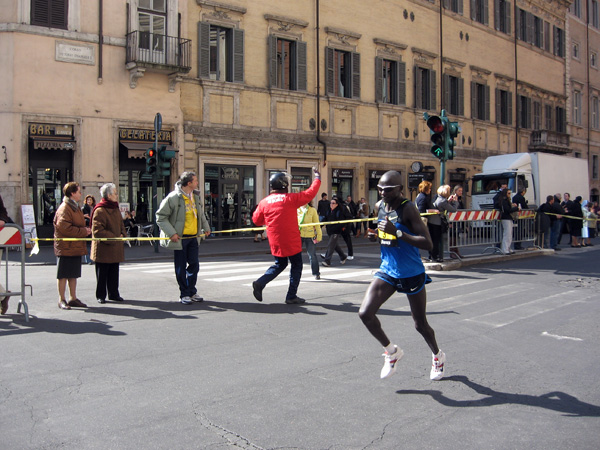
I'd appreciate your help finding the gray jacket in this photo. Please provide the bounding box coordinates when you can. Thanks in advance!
[429,195,457,226]
[156,182,210,250]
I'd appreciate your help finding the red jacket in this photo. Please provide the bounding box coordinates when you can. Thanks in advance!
[253,178,321,257]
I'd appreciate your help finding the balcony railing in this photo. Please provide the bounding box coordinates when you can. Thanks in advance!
[528,129,571,154]
[126,31,191,72]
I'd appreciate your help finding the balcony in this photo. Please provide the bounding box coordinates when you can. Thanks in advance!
[125,31,191,91]
[528,130,571,154]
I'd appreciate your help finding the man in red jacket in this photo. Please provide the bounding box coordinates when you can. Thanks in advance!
[252,167,321,304]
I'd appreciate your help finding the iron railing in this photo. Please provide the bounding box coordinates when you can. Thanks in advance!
[126,31,191,72]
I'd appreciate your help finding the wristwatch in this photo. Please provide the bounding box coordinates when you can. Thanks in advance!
[396,229,403,239]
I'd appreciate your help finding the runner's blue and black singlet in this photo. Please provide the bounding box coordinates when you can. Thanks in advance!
[377,200,425,279]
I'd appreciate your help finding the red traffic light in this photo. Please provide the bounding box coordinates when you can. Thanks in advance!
[147,148,155,157]
[427,116,445,133]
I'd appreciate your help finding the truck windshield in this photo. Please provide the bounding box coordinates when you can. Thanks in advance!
[471,175,512,195]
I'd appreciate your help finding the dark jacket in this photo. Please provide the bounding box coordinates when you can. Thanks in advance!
[512,193,528,209]
[498,197,518,220]
[415,193,432,214]
[537,202,553,233]
[325,206,348,235]
[317,199,330,218]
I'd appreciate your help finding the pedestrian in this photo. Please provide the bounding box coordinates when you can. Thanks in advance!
[537,195,554,249]
[415,180,434,261]
[498,188,518,254]
[82,194,96,264]
[91,183,127,304]
[346,195,358,236]
[551,193,564,250]
[321,196,348,267]
[251,168,321,304]
[357,197,369,237]
[448,185,464,258]
[317,192,330,222]
[298,202,322,280]
[358,171,445,381]
[156,172,211,304]
[429,185,457,263]
[559,192,571,244]
[0,195,15,314]
[581,200,596,246]
[341,197,355,259]
[569,196,583,247]
[53,182,91,310]
[512,188,528,250]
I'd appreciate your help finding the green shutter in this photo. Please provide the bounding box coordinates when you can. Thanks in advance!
[232,28,244,83]
[326,47,335,95]
[398,61,406,105]
[430,69,437,111]
[296,40,307,91]
[375,57,383,102]
[351,52,361,99]
[268,35,278,88]
[459,77,464,116]
[197,22,210,79]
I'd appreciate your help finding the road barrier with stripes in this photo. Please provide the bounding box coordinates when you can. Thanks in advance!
[446,209,538,258]
[1,223,32,321]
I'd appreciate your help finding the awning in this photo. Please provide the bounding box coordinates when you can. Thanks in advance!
[120,141,178,159]
[31,137,76,150]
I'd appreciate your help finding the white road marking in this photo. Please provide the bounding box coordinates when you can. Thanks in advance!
[541,331,583,341]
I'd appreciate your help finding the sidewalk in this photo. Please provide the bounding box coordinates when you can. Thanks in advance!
[8,233,557,270]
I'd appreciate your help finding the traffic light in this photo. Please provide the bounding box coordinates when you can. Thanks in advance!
[425,114,447,160]
[446,120,460,160]
[146,147,157,174]
[157,145,176,177]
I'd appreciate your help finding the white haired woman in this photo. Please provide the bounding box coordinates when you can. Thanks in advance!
[429,185,457,262]
[91,183,127,304]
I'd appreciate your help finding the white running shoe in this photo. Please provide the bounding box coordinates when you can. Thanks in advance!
[380,345,404,379]
[190,294,204,302]
[347,256,354,260]
[180,296,193,305]
[430,350,446,380]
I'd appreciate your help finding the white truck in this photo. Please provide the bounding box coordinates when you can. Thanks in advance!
[470,152,589,209]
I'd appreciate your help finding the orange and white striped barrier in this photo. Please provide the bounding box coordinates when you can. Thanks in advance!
[0,226,22,246]
[447,210,500,222]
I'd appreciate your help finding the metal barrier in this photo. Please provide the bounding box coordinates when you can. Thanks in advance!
[445,209,538,259]
[0,223,32,321]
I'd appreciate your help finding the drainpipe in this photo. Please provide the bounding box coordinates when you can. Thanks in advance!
[98,0,103,84]
[513,0,519,153]
[316,0,327,166]
[586,0,591,179]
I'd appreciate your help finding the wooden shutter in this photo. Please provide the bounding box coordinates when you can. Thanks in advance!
[483,0,489,25]
[471,82,478,119]
[505,2,511,34]
[494,0,500,30]
[443,0,450,9]
[458,0,464,15]
[398,61,406,105]
[495,88,501,123]
[375,57,383,103]
[507,91,512,125]
[443,74,450,111]
[296,40,307,91]
[414,66,422,108]
[485,85,490,120]
[197,22,210,79]
[326,47,335,96]
[31,0,68,30]
[232,28,244,83]
[526,12,534,44]
[268,35,278,88]
[351,51,361,99]
[470,0,477,20]
[458,77,465,116]
[430,69,437,111]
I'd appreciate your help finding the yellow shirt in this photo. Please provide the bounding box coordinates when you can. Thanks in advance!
[183,193,198,236]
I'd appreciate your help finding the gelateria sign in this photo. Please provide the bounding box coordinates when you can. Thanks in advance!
[119,128,172,142]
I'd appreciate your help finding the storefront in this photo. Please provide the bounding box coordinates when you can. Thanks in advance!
[118,127,176,223]
[331,168,354,200]
[27,122,76,239]
[204,165,256,232]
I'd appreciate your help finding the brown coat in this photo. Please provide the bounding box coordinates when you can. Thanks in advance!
[53,201,89,257]
[91,206,126,263]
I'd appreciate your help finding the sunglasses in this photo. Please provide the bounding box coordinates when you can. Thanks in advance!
[377,185,400,193]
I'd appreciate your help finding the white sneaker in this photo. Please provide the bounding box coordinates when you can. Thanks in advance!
[180,296,193,304]
[430,350,446,380]
[380,345,404,379]
[190,294,204,302]
[347,256,354,260]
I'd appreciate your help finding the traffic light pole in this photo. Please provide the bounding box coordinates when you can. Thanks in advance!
[152,113,162,253]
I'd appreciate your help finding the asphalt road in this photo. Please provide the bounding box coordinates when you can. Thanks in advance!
[1,244,599,449]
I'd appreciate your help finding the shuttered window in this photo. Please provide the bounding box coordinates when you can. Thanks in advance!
[197,22,244,83]
[471,81,490,121]
[31,0,68,30]
[470,0,489,25]
[443,74,464,116]
[414,66,436,110]
[325,47,360,99]
[517,95,532,129]
[494,0,511,35]
[268,36,307,91]
[375,57,406,105]
[495,88,512,125]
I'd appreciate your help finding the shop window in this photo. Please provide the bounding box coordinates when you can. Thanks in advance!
[375,57,406,105]
[198,22,244,83]
[31,0,68,30]
[326,47,360,99]
[268,36,307,91]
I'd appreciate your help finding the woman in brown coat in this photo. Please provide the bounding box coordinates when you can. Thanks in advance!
[54,182,91,310]
[91,183,126,304]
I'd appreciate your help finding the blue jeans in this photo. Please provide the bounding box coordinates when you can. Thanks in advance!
[550,220,561,249]
[256,252,303,300]
[301,237,320,276]
[173,237,199,298]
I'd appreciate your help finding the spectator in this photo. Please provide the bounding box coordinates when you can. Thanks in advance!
[54,182,91,310]
[298,202,322,280]
[317,193,330,222]
[82,195,96,264]
[357,197,369,237]
[415,180,434,261]
[341,196,354,260]
[123,210,137,237]
[91,183,127,304]
[156,171,211,304]
[449,185,464,258]
[0,195,15,314]
[569,196,583,247]
[430,185,457,262]
[512,188,528,249]
[346,195,358,237]
[537,195,555,249]
[321,197,348,267]
[582,200,596,246]
[551,193,564,250]
[497,188,518,254]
